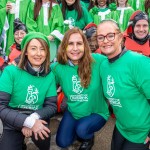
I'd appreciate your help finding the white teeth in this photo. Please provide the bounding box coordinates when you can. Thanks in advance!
[104,45,111,48]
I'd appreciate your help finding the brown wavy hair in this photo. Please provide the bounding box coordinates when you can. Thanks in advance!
[57,28,93,88]
[18,38,50,74]
[34,0,57,21]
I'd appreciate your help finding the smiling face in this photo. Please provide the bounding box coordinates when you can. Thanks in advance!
[133,19,149,39]
[66,33,84,65]
[65,0,76,5]
[97,21,123,58]
[26,39,47,68]
[14,30,26,44]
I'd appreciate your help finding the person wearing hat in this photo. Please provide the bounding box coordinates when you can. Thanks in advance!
[83,23,101,53]
[8,18,28,64]
[124,10,150,56]
[0,32,57,150]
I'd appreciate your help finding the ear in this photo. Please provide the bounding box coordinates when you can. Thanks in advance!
[118,32,123,40]
[117,32,123,45]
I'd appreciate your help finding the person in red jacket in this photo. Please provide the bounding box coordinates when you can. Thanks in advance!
[8,18,28,63]
[124,10,150,56]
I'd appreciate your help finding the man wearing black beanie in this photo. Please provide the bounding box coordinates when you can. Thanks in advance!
[124,10,150,56]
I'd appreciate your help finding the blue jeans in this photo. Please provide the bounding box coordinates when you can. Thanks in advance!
[56,110,106,148]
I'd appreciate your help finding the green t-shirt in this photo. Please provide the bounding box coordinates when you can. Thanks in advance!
[51,53,109,120]
[0,65,57,110]
[100,51,150,143]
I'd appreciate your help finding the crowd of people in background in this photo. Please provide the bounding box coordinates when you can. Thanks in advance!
[0,0,149,150]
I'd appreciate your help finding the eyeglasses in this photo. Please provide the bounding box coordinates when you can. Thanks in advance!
[97,33,120,42]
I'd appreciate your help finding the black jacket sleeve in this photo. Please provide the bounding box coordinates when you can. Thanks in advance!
[35,96,57,120]
[0,92,28,130]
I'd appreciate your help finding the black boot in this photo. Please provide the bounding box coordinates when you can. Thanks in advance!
[79,137,94,150]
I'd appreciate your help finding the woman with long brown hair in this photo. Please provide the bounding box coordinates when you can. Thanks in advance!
[51,28,109,150]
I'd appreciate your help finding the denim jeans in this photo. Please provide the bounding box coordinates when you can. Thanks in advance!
[56,110,106,148]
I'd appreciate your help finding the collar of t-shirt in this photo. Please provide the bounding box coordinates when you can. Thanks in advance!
[108,47,127,63]
[68,60,75,66]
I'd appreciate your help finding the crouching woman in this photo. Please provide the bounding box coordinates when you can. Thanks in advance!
[0,32,57,150]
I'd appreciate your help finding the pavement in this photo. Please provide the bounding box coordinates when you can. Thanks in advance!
[0,115,116,150]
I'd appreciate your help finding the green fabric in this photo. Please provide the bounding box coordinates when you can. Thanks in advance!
[80,0,89,10]
[116,7,134,31]
[21,32,50,50]
[26,1,63,39]
[63,6,93,30]
[0,0,31,56]
[0,65,57,110]
[100,51,150,143]
[128,0,145,11]
[108,2,117,11]
[51,53,109,120]
[89,7,119,25]
[26,1,64,61]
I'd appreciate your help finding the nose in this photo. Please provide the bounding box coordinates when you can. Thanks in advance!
[139,26,144,31]
[37,49,42,55]
[73,44,78,51]
[18,32,23,38]
[103,36,108,43]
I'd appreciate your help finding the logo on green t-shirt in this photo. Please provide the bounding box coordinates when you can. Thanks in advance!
[107,75,115,97]
[106,75,122,107]
[69,75,88,102]
[72,75,83,94]
[25,85,39,104]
